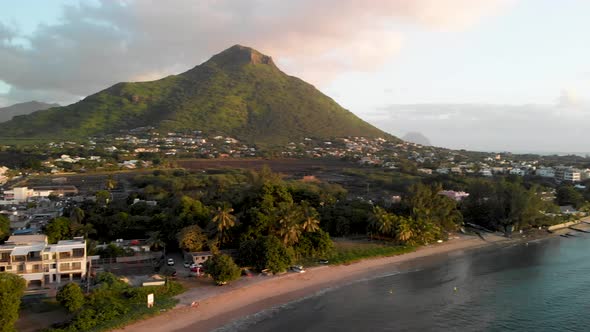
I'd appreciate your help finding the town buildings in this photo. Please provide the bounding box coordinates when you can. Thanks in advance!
[0,235,89,287]
[1,186,78,203]
[554,167,581,182]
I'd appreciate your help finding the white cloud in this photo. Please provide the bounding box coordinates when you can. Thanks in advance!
[0,0,508,105]
[370,97,589,152]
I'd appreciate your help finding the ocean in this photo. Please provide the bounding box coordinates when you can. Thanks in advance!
[219,234,590,332]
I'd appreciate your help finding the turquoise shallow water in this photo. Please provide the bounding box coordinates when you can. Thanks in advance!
[222,234,590,332]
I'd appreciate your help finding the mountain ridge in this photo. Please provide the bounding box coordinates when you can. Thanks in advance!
[0,45,395,146]
[0,101,60,123]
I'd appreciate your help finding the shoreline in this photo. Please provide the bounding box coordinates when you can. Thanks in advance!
[115,232,532,332]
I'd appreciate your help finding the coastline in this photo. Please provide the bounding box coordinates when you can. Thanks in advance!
[115,232,528,332]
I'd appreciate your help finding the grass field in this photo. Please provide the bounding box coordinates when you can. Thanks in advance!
[329,239,415,265]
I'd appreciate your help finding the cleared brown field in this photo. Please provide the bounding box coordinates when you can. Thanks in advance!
[177,158,358,174]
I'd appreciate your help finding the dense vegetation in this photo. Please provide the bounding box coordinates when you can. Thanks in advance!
[49,272,183,332]
[0,273,26,332]
[0,45,391,146]
[43,166,571,282]
[0,214,9,242]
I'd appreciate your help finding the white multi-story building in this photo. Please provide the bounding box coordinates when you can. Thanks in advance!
[480,169,493,177]
[509,168,527,176]
[536,167,555,178]
[2,186,78,203]
[554,167,581,182]
[0,235,88,287]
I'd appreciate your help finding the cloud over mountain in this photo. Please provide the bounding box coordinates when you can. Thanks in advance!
[0,0,507,105]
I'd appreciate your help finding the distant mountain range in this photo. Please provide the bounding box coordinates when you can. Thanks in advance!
[0,101,59,123]
[0,45,395,146]
[402,132,431,146]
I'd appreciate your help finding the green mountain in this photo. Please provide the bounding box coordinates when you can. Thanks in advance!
[0,101,60,123]
[0,45,393,145]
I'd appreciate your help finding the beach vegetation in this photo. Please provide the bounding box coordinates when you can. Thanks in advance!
[329,241,415,265]
[205,254,241,285]
[0,273,26,332]
[47,272,183,332]
[556,185,585,208]
[56,283,85,313]
[177,224,208,252]
[462,179,557,232]
[368,183,463,245]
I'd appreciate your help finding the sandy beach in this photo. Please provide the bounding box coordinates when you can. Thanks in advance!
[115,233,516,332]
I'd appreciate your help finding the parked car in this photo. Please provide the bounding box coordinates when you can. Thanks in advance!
[167,258,175,266]
[290,265,306,273]
[242,268,254,277]
[183,261,191,268]
[318,259,329,265]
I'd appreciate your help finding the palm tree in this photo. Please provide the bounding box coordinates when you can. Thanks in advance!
[70,222,96,238]
[146,231,166,252]
[275,203,303,245]
[395,216,414,243]
[300,202,321,233]
[211,204,237,246]
[279,218,302,246]
[69,207,85,224]
[370,206,394,236]
[105,176,117,191]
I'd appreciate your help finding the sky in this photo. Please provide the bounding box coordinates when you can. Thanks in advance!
[0,0,588,153]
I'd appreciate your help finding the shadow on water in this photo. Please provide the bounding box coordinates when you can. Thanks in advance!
[223,234,590,332]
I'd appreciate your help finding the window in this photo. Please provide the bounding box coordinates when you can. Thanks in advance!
[71,262,82,270]
[0,253,9,261]
[60,263,70,270]
[73,248,85,257]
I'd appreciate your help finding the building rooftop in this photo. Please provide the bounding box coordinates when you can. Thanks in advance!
[5,234,47,245]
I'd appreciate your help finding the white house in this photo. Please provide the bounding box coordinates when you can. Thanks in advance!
[509,168,527,176]
[0,235,89,287]
[554,167,581,182]
[536,167,555,178]
[480,169,493,177]
[439,190,470,201]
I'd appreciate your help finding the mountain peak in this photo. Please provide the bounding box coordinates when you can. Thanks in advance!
[0,45,393,145]
[207,44,276,68]
[403,132,432,146]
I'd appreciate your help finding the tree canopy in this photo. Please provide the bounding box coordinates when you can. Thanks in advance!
[0,273,26,332]
[205,254,241,285]
[57,283,85,313]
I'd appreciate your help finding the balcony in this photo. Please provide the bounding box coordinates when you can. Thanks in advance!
[59,266,83,272]
[26,257,43,262]
[58,257,85,262]
[21,269,45,274]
